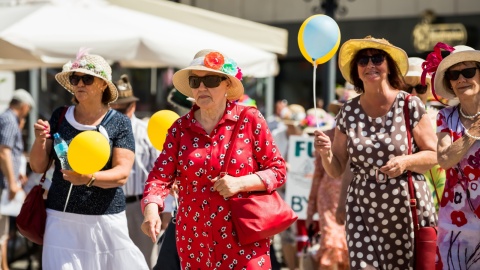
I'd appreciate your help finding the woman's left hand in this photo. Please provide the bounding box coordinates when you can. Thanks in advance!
[211,174,243,198]
[61,170,90,186]
[378,156,407,178]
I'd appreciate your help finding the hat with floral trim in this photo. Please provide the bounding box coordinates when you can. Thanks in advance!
[172,49,244,101]
[55,48,118,103]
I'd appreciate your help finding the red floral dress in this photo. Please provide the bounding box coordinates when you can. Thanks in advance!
[142,102,286,270]
[436,106,480,270]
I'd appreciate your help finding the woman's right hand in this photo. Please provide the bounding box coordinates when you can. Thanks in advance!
[141,203,162,243]
[33,119,51,140]
[313,130,332,154]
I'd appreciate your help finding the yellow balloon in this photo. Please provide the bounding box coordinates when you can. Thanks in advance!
[67,131,111,175]
[147,110,180,151]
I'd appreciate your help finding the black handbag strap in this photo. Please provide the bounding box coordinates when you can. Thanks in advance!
[222,107,254,174]
[403,94,420,234]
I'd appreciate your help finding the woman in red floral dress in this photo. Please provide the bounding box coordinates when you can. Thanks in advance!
[426,44,480,269]
[141,49,287,270]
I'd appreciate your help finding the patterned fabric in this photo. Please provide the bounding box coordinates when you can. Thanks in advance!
[423,106,446,213]
[436,106,480,270]
[337,91,437,270]
[46,106,135,215]
[306,129,349,270]
[122,115,159,196]
[0,109,23,189]
[142,102,286,270]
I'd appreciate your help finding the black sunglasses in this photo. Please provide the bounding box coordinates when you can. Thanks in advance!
[445,67,478,81]
[357,54,386,67]
[69,74,95,86]
[188,75,227,88]
[406,84,428,95]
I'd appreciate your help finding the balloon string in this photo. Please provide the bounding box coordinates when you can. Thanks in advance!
[63,183,73,212]
[313,62,319,128]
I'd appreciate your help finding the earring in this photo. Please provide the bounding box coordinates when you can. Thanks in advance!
[224,93,227,97]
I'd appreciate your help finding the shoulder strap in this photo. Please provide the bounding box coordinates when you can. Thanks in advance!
[97,109,116,129]
[222,107,253,173]
[403,95,420,233]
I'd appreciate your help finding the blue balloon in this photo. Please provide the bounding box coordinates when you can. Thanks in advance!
[298,15,341,65]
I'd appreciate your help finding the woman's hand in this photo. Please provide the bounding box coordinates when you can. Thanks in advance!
[61,170,91,186]
[33,119,51,140]
[379,155,407,178]
[211,174,244,198]
[313,130,332,154]
[141,203,161,243]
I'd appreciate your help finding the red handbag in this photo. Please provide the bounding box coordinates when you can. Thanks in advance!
[16,173,47,245]
[16,106,67,245]
[404,95,438,270]
[225,107,297,245]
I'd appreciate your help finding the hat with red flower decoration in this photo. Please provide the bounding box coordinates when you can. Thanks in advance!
[172,49,244,101]
[55,48,118,103]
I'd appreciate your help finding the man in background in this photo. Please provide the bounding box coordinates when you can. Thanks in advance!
[111,75,162,267]
[0,89,34,270]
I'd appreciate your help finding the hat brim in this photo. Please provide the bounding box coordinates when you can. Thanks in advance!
[328,101,343,115]
[55,69,118,103]
[338,39,408,83]
[434,50,480,99]
[172,66,244,101]
[110,96,139,105]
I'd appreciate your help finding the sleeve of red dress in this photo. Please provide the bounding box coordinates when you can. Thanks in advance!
[248,108,287,193]
[141,122,179,214]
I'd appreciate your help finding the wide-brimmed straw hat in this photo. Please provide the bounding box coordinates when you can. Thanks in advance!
[404,57,432,91]
[55,48,118,103]
[434,45,480,99]
[338,36,408,84]
[172,49,244,101]
[111,74,139,105]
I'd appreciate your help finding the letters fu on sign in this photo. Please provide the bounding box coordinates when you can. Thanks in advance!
[284,135,317,220]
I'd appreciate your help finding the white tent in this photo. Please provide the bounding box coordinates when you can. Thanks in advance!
[108,0,288,56]
[0,0,279,78]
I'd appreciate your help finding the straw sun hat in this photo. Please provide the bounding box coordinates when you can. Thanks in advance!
[111,74,139,105]
[172,49,244,101]
[434,45,480,99]
[338,36,408,84]
[55,48,118,103]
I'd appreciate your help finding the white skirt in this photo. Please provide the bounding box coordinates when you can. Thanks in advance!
[43,209,149,270]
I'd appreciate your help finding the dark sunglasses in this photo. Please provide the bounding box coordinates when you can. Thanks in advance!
[357,54,386,67]
[69,74,95,86]
[188,75,227,88]
[445,67,478,81]
[406,84,428,95]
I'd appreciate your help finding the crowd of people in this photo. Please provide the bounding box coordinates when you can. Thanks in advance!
[0,36,478,270]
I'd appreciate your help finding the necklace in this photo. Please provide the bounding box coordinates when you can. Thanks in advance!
[459,107,480,119]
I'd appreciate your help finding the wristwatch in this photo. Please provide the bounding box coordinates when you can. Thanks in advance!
[86,173,96,187]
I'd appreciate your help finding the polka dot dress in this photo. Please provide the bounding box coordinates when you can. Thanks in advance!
[337,92,437,270]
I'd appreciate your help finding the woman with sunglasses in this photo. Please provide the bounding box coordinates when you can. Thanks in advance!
[428,45,480,269]
[141,49,286,269]
[29,49,148,269]
[405,57,446,214]
[313,36,438,269]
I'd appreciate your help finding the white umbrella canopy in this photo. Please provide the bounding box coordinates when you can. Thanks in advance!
[0,0,279,78]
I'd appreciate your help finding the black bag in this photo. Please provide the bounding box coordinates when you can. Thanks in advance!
[153,195,180,270]
[153,218,180,270]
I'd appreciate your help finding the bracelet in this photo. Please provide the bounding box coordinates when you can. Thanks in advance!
[86,173,96,187]
[464,129,480,140]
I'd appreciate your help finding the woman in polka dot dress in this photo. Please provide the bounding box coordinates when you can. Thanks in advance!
[427,45,480,269]
[141,49,287,270]
[313,36,438,269]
